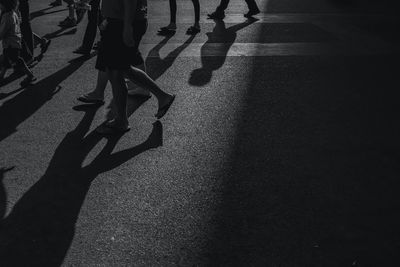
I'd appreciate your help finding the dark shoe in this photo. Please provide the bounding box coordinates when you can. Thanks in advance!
[207,11,225,20]
[158,26,176,36]
[155,95,175,119]
[186,26,200,35]
[244,8,260,18]
[73,46,91,55]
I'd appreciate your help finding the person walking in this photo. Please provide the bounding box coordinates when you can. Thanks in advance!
[0,0,36,86]
[73,0,101,55]
[158,0,201,35]
[207,0,260,19]
[93,0,175,134]
[18,0,51,63]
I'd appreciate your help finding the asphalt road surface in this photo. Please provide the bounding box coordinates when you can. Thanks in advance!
[1,0,399,266]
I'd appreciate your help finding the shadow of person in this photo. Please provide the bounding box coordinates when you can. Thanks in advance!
[0,55,94,144]
[0,167,14,221]
[189,18,258,86]
[43,27,78,41]
[30,7,68,20]
[145,34,196,81]
[0,105,163,265]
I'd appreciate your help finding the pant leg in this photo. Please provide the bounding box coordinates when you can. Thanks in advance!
[244,0,259,11]
[80,0,100,49]
[18,0,34,60]
[216,0,230,12]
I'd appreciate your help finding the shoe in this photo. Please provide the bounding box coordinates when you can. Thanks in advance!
[73,46,91,55]
[157,26,176,36]
[95,120,130,135]
[207,11,225,20]
[77,93,105,105]
[186,26,200,35]
[59,17,77,27]
[49,0,62,6]
[155,95,175,119]
[40,39,51,54]
[20,75,37,87]
[244,8,260,18]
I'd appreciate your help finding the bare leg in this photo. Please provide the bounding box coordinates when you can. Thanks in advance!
[124,66,173,110]
[107,69,128,125]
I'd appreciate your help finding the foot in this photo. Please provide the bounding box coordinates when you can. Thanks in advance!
[155,94,176,119]
[20,75,37,87]
[59,17,77,27]
[244,7,260,18]
[77,92,105,104]
[158,23,177,35]
[207,10,225,20]
[186,25,200,35]
[73,46,91,55]
[95,119,130,135]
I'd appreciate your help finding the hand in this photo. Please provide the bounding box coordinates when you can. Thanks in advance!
[123,25,135,47]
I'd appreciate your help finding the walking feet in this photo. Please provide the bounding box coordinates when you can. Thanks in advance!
[158,23,177,35]
[207,10,225,20]
[155,94,176,119]
[186,25,200,35]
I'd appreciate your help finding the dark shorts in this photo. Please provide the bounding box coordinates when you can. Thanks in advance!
[2,48,21,69]
[95,18,148,71]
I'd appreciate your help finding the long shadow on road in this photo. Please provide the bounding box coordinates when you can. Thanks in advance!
[0,104,162,265]
[0,55,91,144]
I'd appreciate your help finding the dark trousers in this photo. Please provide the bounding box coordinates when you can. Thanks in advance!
[18,0,34,61]
[80,0,102,50]
[217,0,259,12]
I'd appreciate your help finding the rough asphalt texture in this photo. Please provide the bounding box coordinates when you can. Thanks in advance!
[1,0,399,266]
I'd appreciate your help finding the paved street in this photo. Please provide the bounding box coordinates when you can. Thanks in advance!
[1,0,399,266]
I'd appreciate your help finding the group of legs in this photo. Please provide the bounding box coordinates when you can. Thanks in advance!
[74,0,260,134]
[77,18,175,134]
[0,0,51,86]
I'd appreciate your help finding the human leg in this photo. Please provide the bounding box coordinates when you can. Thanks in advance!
[208,0,229,19]
[18,0,34,61]
[76,0,100,53]
[158,0,177,34]
[186,0,200,34]
[244,0,260,17]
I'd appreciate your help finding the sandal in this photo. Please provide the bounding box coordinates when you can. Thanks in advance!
[186,26,200,35]
[77,93,105,105]
[155,95,175,119]
[158,26,176,36]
